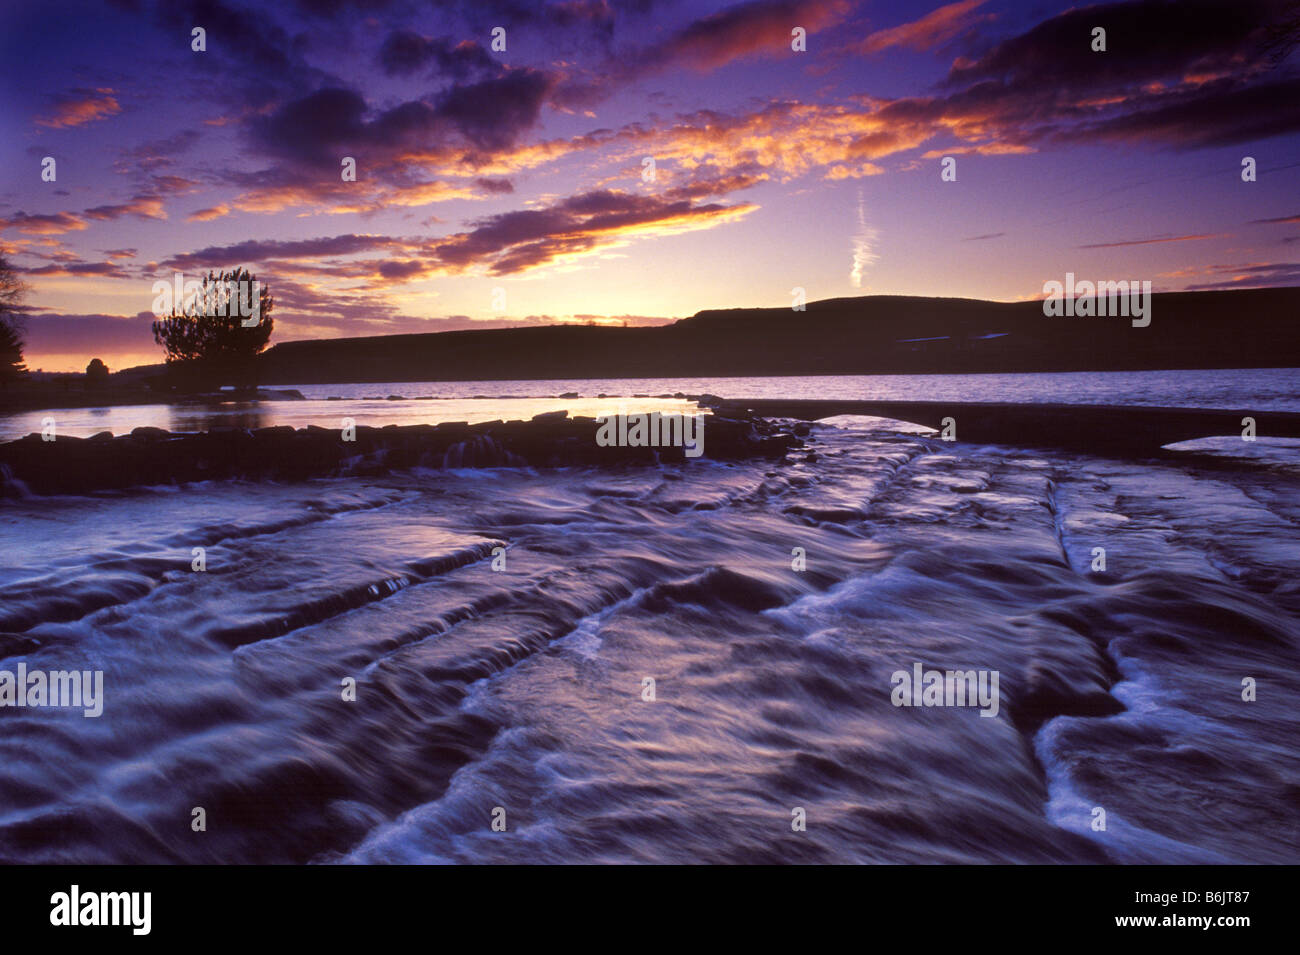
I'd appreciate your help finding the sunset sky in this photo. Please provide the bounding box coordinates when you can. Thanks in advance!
[2,0,1297,371]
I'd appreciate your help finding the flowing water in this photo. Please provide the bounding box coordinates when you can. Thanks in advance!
[0,371,1297,863]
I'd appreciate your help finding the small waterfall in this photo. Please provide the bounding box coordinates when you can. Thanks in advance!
[441,435,527,468]
[0,462,32,499]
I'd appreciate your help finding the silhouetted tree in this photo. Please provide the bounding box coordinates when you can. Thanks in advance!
[0,254,29,388]
[152,268,273,391]
[85,357,110,387]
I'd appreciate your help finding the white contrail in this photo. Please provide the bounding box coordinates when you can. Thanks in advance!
[850,190,878,288]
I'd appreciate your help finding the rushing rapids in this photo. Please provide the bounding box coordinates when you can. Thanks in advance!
[0,413,1296,864]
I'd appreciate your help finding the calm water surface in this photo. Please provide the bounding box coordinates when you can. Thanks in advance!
[1,368,1295,441]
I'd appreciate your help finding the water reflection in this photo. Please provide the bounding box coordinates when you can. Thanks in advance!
[168,401,268,433]
[2,369,1298,442]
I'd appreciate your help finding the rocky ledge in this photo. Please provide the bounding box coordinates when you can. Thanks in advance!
[0,411,799,496]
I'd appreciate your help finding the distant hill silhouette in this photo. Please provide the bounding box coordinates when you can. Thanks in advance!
[131,287,1300,385]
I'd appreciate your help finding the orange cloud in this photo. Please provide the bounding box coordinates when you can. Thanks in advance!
[230,178,482,217]
[663,0,851,71]
[83,196,167,221]
[188,204,231,222]
[161,189,757,289]
[827,162,886,179]
[855,0,990,56]
[37,88,121,129]
[919,143,1035,158]
[0,212,88,235]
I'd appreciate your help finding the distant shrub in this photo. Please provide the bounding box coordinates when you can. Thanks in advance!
[0,254,28,388]
[86,357,110,386]
[151,267,274,392]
